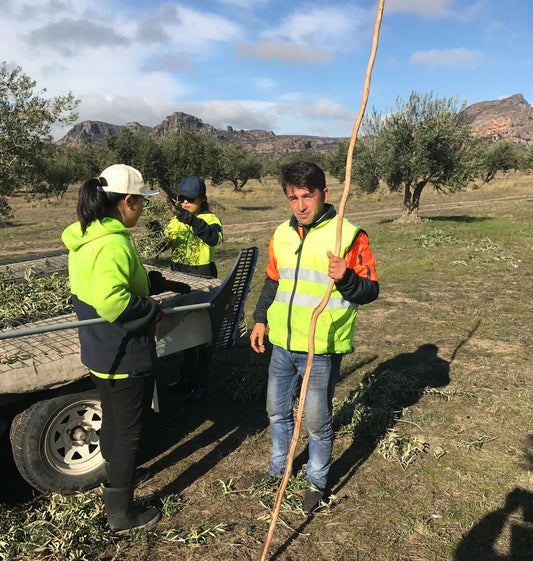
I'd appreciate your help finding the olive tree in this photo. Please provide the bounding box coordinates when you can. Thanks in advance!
[0,62,78,220]
[479,140,524,183]
[157,129,223,201]
[33,146,88,199]
[97,129,165,189]
[370,91,477,222]
[327,137,380,194]
[215,142,263,192]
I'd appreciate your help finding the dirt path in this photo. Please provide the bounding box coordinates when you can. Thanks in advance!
[223,193,532,235]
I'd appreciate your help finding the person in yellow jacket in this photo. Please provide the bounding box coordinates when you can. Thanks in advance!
[164,176,223,401]
[62,164,171,535]
[247,161,379,513]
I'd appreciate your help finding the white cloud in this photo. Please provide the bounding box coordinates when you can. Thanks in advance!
[27,18,131,56]
[387,0,488,22]
[169,6,242,47]
[269,5,371,51]
[300,99,354,121]
[411,48,482,69]
[387,0,454,19]
[235,39,332,63]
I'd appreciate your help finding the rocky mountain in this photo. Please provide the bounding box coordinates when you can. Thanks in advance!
[55,93,533,152]
[55,120,151,147]
[463,93,533,146]
[55,111,343,154]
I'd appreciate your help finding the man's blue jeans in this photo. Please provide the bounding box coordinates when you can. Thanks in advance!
[266,345,342,490]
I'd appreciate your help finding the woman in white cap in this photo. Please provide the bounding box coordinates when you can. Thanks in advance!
[164,176,223,401]
[62,164,166,534]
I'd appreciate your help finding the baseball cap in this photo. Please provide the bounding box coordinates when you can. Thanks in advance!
[99,164,159,196]
[177,176,206,199]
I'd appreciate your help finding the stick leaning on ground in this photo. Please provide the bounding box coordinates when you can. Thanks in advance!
[259,1,385,559]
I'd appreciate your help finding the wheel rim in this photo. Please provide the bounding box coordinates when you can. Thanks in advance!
[44,398,103,475]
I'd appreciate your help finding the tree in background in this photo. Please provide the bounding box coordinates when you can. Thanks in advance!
[33,146,89,199]
[370,92,477,222]
[215,142,262,192]
[0,62,78,222]
[158,129,223,202]
[478,140,525,183]
[327,137,380,194]
[96,129,165,191]
[327,92,479,222]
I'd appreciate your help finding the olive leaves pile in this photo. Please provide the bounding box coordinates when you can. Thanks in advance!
[0,269,72,329]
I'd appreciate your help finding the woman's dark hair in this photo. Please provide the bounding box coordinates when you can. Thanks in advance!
[77,178,130,234]
[199,198,210,213]
[281,161,326,194]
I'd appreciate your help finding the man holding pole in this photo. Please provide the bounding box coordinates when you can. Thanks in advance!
[248,161,379,513]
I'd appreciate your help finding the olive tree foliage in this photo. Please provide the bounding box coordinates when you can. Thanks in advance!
[0,62,78,221]
[33,146,90,199]
[214,142,263,191]
[524,145,533,171]
[96,129,165,190]
[478,140,525,183]
[327,138,380,194]
[157,129,223,202]
[373,92,477,221]
[343,92,476,222]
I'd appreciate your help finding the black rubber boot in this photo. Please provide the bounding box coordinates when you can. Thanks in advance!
[102,485,161,535]
[104,462,150,487]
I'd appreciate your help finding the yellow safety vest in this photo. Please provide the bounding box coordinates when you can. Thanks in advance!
[267,216,361,354]
[164,212,222,266]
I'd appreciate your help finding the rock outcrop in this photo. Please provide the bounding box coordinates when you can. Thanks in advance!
[463,93,533,146]
[55,120,151,147]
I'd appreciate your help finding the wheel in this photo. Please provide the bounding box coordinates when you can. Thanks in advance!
[9,390,106,494]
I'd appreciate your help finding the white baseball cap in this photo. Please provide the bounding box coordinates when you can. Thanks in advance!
[99,164,159,196]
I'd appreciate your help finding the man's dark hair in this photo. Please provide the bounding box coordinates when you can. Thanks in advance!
[281,161,326,194]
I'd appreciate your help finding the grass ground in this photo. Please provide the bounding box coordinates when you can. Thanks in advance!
[0,171,532,560]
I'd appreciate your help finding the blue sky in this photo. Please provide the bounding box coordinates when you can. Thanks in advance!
[2,0,532,139]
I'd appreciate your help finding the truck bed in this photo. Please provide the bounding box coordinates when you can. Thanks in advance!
[0,252,221,395]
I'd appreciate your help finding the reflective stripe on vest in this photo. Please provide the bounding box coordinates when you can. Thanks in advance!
[267,215,361,354]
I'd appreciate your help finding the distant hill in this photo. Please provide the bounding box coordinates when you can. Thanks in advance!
[56,94,533,152]
[56,120,151,147]
[463,93,533,146]
[56,111,342,154]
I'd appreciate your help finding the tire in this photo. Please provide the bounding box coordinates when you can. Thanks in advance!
[9,390,106,494]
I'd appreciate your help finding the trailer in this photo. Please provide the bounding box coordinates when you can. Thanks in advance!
[0,247,258,494]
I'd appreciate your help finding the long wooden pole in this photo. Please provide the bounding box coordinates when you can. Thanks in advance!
[259,2,385,559]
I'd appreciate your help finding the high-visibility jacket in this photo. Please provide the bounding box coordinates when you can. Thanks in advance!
[62,217,160,378]
[267,215,362,354]
[164,211,222,266]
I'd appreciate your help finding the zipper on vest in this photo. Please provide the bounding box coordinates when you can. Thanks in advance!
[286,229,307,350]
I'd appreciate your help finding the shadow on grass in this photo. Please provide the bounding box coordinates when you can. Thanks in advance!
[142,343,269,497]
[426,215,492,223]
[454,433,533,561]
[237,206,274,211]
[454,487,533,561]
[325,342,451,493]
[311,321,480,497]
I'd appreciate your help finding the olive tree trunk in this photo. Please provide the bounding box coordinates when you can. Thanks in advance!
[399,181,426,223]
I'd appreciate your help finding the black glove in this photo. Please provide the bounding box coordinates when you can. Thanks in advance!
[164,279,191,294]
[148,270,167,295]
[175,206,195,226]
